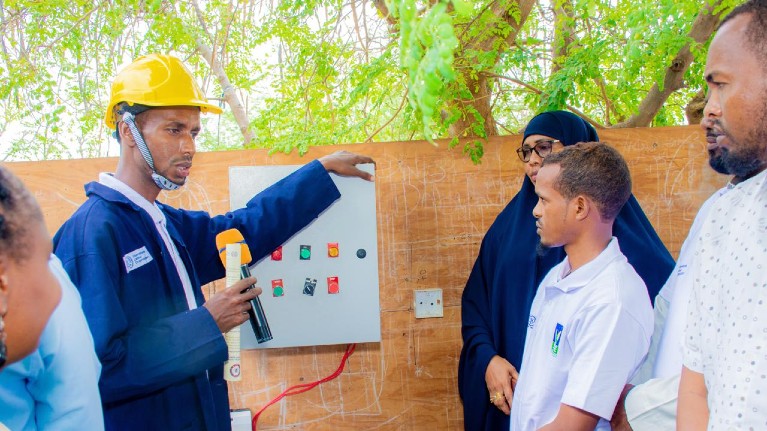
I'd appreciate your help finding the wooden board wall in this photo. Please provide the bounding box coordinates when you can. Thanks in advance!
[9,125,726,430]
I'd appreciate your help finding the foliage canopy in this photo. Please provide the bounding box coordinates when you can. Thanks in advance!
[0,0,739,162]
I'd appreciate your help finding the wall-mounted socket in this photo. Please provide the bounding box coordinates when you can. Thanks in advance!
[414,288,443,318]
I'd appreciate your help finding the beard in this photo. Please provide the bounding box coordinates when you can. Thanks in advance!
[708,147,732,174]
[710,135,767,178]
[708,112,767,178]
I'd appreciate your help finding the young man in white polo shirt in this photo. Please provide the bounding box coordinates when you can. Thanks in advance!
[509,142,654,431]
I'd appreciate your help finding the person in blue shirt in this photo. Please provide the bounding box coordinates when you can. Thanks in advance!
[458,110,675,431]
[52,53,374,431]
[0,254,104,431]
[0,165,63,431]
[0,165,61,370]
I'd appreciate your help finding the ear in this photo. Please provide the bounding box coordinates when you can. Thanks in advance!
[0,256,8,295]
[117,121,137,148]
[572,195,591,221]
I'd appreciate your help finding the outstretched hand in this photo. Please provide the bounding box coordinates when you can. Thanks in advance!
[485,355,519,415]
[318,151,375,181]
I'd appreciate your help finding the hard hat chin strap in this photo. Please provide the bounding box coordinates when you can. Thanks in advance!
[122,112,181,191]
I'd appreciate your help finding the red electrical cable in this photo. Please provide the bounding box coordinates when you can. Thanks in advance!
[251,343,357,430]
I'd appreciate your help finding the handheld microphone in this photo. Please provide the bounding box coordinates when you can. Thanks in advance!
[215,229,273,344]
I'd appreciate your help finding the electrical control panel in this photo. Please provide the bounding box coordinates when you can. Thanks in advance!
[229,163,380,349]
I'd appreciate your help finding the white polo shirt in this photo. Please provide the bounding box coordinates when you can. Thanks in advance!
[510,238,654,431]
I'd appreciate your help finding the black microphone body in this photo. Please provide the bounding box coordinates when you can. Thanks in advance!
[240,264,273,343]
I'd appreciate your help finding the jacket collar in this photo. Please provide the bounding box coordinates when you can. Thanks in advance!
[84,179,189,255]
[85,176,168,215]
[85,181,142,211]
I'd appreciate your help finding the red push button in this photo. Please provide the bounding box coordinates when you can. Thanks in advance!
[271,246,282,261]
[327,276,339,294]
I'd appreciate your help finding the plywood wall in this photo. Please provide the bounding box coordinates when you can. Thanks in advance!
[9,125,727,430]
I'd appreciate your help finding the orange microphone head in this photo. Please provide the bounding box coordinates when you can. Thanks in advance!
[215,228,253,265]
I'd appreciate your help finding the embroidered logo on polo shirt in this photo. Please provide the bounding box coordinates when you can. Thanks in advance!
[551,323,564,357]
[123,246,153,273]
[528,315,537,329]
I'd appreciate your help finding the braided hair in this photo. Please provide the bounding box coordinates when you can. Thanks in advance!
[0,166,44,262]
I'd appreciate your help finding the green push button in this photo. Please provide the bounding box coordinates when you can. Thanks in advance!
[300,245,311,260]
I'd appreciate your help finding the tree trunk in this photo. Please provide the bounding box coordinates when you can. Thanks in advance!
[685,88,707,125]
[612,0,725,128]
[448,0,537,138]
[450,74,497,137]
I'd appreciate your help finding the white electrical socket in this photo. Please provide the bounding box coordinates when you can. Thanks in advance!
[414,288,444,318]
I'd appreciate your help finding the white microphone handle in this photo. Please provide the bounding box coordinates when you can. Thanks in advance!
[223,244,242,381]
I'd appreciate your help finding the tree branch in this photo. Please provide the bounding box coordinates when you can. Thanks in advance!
[457,0,497,40]
[372,0,397,26]
[464,0,536,53]
[190,0,212,45]
[350,0,368,62]
[365,89,408,142]
[594,76,614,125]
[42,3,103,49]
[488,72,606,129]
[612,0,726,128]
[186,0,255,145]
[551,0,575,75]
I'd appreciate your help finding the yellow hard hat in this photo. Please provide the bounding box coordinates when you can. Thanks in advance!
[104,53,223,129]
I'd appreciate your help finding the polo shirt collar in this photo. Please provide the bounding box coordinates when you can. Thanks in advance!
[547,237,623,293]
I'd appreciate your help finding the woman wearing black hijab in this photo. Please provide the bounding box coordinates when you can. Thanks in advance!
[458,111,674,430]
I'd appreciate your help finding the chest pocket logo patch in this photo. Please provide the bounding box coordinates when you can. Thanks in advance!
[551,323,564,357]
[123,246,153,273]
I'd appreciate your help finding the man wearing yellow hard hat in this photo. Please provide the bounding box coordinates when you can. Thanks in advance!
[53,53,374,431]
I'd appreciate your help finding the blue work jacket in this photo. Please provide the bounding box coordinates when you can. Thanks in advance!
[53,161,340,431]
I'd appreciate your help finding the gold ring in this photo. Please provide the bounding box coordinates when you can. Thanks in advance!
[489,391,503,403]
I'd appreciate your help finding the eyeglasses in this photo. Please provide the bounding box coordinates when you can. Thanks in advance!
[516,139,561,162]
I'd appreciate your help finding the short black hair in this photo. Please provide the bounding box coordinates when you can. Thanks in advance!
[719,0,767,69]
[542,142,632,222]
[0,166,44,262]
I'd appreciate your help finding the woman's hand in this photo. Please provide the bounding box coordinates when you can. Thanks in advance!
[485,355,519,415]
